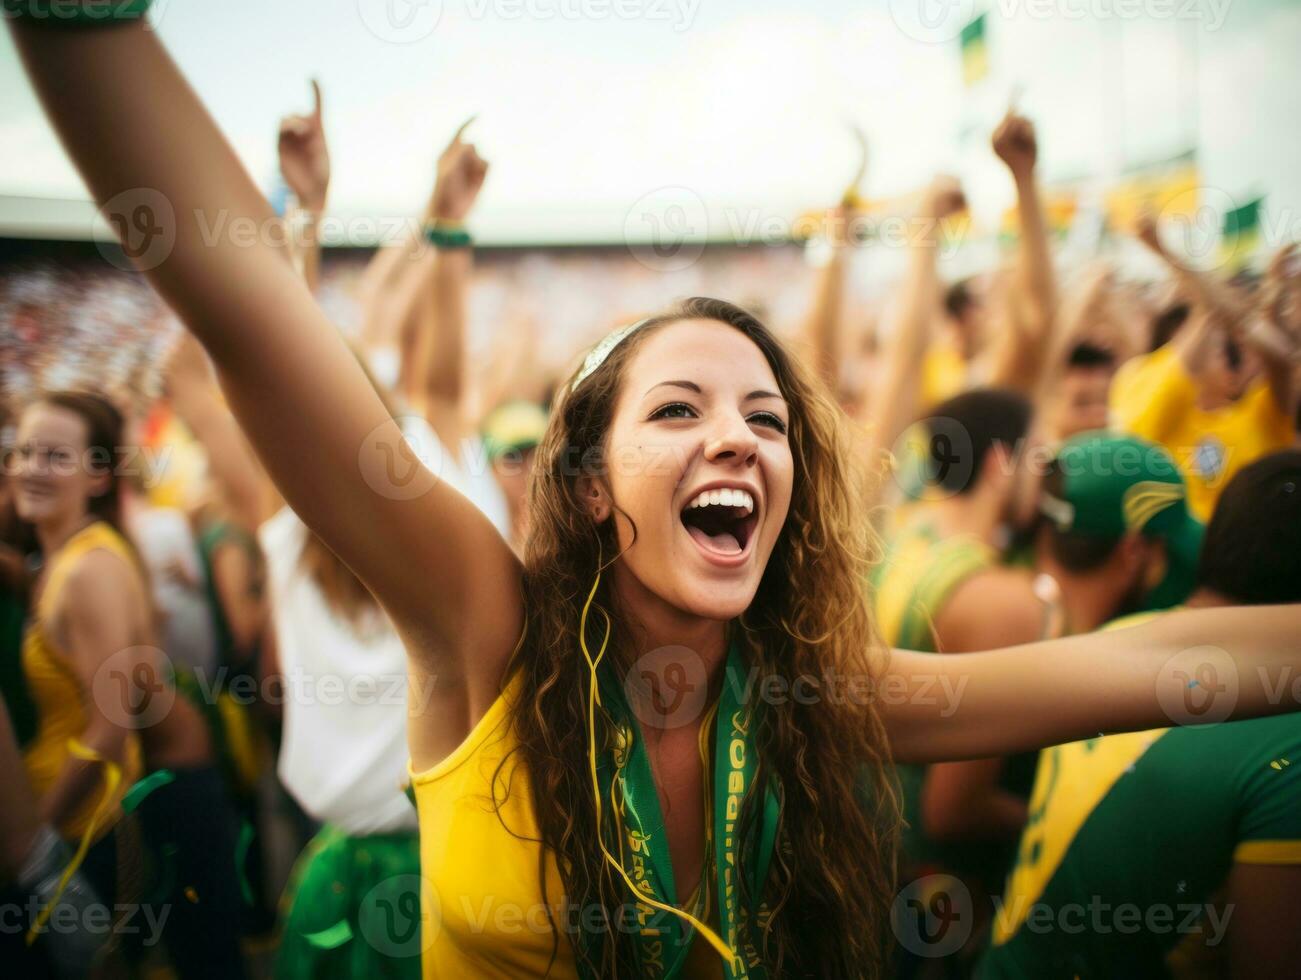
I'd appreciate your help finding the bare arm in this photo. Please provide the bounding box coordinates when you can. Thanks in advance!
[1134,213,1240,376]
[165,332,275,532]
[858,177,965,506]
[9,19,524,741]
[798,206,855,391]
[39,552,144,830]
[1252,244,1301,415]
[399,122,486,452]
[883,603,1301,764]
[277,80,330,294]
[988,111,1057,392]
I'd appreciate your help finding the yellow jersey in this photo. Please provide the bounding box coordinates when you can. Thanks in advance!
[22,521,143,842]
[409,671,723,979]
[1109,345,1294,521]
[922,341,969,409]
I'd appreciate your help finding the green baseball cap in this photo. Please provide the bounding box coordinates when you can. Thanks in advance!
[481,400,548,461]
[1039,433,1205,610]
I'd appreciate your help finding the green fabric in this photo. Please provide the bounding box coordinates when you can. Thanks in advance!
[1045,433,1204,610]
[581,643,778,979]
[0,590,37,748]
[2,0,151,23]
[276,825,421,980]
[979,714,1301,978]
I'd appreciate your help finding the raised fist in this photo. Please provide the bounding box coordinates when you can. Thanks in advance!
[992,110,1037,180]
[428,118,489,223]
[277,80,330,213]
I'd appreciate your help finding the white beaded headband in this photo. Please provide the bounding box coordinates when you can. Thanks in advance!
[570,318,650,393]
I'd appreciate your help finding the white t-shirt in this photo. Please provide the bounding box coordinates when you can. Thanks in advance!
[261,506,416,835]
[396,413,512,541]
[265,416,511,834]
[127,505,218,676]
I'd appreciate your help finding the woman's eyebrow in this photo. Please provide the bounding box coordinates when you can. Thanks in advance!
[645,380,701,397]
[644,380,785,404]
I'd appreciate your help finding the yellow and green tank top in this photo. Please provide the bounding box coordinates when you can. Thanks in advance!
[22,521,143,842]
[408,671,723,979]
[869,519,995,654]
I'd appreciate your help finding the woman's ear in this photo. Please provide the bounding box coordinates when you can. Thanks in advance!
[576,475,610,523]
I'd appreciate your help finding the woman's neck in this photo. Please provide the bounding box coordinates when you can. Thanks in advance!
[35,509,95,560]
[610,565,731,701]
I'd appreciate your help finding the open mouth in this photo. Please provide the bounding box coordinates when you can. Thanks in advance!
[679,487,759,559]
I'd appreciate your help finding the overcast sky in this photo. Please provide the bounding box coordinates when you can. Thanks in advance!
[1,0,1297,245]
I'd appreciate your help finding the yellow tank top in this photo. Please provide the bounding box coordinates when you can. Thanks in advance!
[22,521,144,842]
[409,671,724,979]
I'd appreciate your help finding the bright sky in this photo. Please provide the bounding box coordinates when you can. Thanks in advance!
[1,0,1297,245]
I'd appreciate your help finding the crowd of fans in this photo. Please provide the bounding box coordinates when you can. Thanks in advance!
[2,14,1300,980]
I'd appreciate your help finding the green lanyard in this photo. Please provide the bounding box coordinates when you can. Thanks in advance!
[584,643,779,979]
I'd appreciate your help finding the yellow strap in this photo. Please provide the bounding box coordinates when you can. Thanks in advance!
[579,567,736,966]
[26,738,122,945]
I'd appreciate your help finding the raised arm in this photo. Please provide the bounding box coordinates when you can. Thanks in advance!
[797,204,856,391]
[1134,212,1242,376]
[858,177,965,505]
[1251,243,1301,415]
[277,79,330,295]
[988,111,1058,392]
[8,16,523,707]
[883,603,1301,764]
[401,123,487,449]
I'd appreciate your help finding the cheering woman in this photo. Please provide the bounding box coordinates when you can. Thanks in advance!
[8,8,1300,978]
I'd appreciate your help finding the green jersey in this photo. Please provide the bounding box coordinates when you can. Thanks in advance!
[980,616,1301,977]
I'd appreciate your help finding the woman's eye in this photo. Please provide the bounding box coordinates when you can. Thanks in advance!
[650,402,697,421]
[748,412,788,434]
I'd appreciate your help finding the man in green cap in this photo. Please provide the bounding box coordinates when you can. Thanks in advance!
[1032,431,1206,630]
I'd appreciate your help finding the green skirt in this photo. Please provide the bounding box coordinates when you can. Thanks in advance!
[275,825,422,980]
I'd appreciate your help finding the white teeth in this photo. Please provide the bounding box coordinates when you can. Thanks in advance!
[686,488,755,515]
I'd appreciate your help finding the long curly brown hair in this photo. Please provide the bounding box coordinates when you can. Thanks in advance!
[508,297,899,977]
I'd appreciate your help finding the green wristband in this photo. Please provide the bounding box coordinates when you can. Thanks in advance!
[422,222,473,250]
[2,0,151,25]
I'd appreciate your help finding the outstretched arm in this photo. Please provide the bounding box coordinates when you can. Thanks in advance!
[883,604,1301,764]
[988,111,1058,392]
[9,17,523,732]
